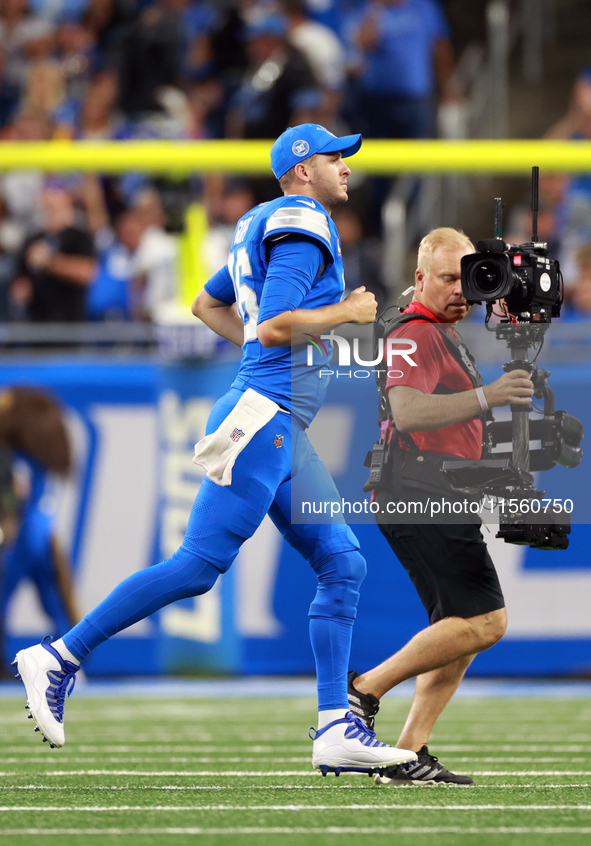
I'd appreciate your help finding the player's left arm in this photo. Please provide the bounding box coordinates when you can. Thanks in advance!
[257,237,376,347]
[258,287,377,346]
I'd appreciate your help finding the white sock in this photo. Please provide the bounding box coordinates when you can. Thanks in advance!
[318,708,348,730]
[51,638,81,667]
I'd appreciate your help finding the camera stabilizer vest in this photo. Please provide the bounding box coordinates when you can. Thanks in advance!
[364,309,491,495]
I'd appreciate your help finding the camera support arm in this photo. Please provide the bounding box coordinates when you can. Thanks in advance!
[503,353,532,473]
[498,322,549,479]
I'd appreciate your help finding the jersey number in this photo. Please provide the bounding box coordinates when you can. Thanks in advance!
[228,246,259,344]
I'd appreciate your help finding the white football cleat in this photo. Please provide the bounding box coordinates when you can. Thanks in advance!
[311,711,417,777]
[12,637,79,749]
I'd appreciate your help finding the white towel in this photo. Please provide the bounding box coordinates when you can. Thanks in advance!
[192,388,281,486]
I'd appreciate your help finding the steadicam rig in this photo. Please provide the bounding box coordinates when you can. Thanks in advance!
[440,168,583,551]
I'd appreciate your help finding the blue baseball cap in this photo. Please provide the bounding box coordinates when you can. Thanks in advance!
[270,124,363,180]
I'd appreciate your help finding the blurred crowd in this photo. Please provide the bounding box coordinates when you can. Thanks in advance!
[0,0,588,324]
[0,0,460,323]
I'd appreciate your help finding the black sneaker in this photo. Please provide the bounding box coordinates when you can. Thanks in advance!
[375,745,474,785]
[347,670,380,731]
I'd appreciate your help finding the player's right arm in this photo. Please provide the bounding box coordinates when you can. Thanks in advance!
[192,264,244,347]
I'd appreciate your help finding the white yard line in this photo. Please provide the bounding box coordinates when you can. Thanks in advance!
[5,744,590,753]
[1,804,591,812]
[4,770,310,777]
[2,827,591,836]
[468,771,591,776]
[0,758,311,764]
[1,769,591,777]
[424,746,591,752]
[1,757,587,765]
[5,745,591,755]
[2,783,591,791]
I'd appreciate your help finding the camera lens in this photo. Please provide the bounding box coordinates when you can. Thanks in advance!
[461,251,512,303]
[473,262,504,293]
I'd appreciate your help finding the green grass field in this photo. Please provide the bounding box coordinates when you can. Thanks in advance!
[1,687,591,846]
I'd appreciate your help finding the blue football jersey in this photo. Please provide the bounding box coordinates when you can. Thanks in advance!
[205,195,345,427]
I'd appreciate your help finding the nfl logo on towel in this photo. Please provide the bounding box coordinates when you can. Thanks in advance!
[231,428,245,442]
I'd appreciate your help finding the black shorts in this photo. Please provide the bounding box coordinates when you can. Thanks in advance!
[376,494,505,624]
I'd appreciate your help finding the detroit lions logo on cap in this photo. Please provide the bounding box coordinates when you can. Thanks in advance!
[292,140,310,157]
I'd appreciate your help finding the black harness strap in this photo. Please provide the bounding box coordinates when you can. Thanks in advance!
[374,309,485,424]
[363,309,491,493]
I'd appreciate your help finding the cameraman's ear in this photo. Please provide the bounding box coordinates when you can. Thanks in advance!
[415,267,425,292]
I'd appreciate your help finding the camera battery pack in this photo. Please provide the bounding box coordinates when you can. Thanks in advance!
[363,441,387,491]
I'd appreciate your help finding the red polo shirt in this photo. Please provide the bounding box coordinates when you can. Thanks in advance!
[385,301,483,459]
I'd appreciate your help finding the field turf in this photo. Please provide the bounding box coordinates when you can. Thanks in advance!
[1,685,591,846]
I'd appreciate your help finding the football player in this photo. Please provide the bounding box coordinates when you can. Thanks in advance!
[13,124,417,777]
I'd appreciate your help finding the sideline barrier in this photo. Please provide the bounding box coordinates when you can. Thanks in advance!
[2,356,591,678]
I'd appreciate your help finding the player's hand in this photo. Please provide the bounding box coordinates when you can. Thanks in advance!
[344,286,377,324]
[484,369,534,408]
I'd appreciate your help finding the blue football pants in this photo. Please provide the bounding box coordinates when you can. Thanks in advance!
[64,388,366,710]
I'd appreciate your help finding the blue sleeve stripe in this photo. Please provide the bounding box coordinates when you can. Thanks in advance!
[264,206,331,247]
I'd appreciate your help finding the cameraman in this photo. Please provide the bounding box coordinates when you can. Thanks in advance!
[349,227,534,785]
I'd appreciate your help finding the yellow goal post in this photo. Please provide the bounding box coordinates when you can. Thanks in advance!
[7,139,589,306]
[0,139,591,174]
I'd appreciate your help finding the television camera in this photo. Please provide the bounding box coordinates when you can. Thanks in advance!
[441,168,583,550]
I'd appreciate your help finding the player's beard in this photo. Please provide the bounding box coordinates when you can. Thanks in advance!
[327,190,348,212]
[313,173,348,213]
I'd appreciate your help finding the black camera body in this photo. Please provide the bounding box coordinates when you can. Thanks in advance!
[461,237,562,321]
